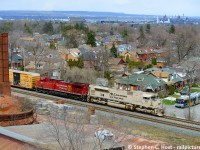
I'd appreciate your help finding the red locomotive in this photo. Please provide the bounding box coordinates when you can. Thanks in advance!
[35,77,89,101]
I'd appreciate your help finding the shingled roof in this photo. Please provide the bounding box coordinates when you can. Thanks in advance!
[118,73,166,91]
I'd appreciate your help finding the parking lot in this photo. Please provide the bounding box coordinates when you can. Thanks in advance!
[164,104,200,121]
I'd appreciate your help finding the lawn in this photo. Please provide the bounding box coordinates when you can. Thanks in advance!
[191,88,200,92]
[162,93,180,105]
[162,99,176,105]
[182,87,200,93]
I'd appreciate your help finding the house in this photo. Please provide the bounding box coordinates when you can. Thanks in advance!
[145,68,184,92]
[9,53,23,70]
[109,58,126,66]
[25,51,63,77]
[66,48,81,61]
[136,48,156,62]
[117,44,133,54]
[60,48,81,62]
[82,51,97,69]
[108,58,126,74]
[120,51,139,62]
[117,73,167,93]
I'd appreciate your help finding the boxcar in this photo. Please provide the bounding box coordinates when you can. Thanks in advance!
[9,69,40,89]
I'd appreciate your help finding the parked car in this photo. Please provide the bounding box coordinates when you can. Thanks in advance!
[95,129,113,140]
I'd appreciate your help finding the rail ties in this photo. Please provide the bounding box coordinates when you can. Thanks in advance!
[12,88,200,132]
[164,116,200,125]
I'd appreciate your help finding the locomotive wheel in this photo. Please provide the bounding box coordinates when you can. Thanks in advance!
[87,97,91,103]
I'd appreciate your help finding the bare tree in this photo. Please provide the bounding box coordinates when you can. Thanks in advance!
[44,107,129,150]
[62,67,98,84]
[22,39,48,72]
[173,27,197,63]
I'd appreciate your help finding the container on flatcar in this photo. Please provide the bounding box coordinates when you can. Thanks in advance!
[9,69,40,89]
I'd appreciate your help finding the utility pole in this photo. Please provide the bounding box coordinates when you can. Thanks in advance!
[186,69,193,121]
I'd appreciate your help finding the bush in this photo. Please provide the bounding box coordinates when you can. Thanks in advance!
[151,58,157,65]
[192,83,199,87]
[158,93,164,98]
[168,85,175,95]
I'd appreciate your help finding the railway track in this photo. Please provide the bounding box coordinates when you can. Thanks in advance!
[12,88,200,132]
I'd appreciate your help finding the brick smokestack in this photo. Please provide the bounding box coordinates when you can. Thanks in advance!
[0,33,11,96]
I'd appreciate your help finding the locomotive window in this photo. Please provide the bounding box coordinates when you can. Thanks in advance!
[143,97,150,100]
[151,96,156,101]
[94,88,109,93]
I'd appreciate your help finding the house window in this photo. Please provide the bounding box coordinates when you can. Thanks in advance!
[137,78,144,81]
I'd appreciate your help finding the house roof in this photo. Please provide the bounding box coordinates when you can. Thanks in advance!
[161,68,176,74]
[83,51,96,61]
[151,70,171,78]
[109,58,125,66]
[144,67,160,72]
[118,73,166,91]
[68,48,81,58]
[145,68,183,83]
[10,54,23,63]
[136,48,154,54]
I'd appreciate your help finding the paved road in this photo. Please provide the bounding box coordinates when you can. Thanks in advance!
[164,104,200,121]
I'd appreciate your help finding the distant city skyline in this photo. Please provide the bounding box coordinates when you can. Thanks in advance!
[1,0,200,17]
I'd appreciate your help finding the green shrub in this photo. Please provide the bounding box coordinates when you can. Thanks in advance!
[168,85,175,95]
[158,93,164,98]
[192,83,199,87]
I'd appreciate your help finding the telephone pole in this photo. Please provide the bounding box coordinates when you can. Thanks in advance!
[186,69,194,121]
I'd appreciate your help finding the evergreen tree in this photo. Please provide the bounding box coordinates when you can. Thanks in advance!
[122,28,128,38]
[42,21,54,35]
[139,26,145,38]
[146,24,151,33]
[86,30,96,47]
[110,43,118,58]
[24,23,33,35]
[151,58,157,65]
[77,55,84,68]
[50,41,56,49]
[169,24,175,34]
[74,23,80,30]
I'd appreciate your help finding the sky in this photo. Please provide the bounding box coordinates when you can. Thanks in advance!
[1,0,200,16]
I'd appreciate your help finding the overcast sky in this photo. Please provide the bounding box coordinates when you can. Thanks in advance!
[1,0,200,16]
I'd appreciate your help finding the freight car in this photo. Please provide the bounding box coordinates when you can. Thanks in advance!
[35,77,89,100]
[9,69,40,89]
[88,85,164,116]
[9,71,164,116]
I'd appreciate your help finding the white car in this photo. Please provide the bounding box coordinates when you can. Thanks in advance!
[95,129,113,140]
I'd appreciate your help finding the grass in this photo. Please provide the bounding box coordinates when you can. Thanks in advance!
[162,93,180,105]
[171,94,180,98]
[98,114,200,146]
[162,100,176,105]
[191,88,200,92]
[182,87,200,93]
